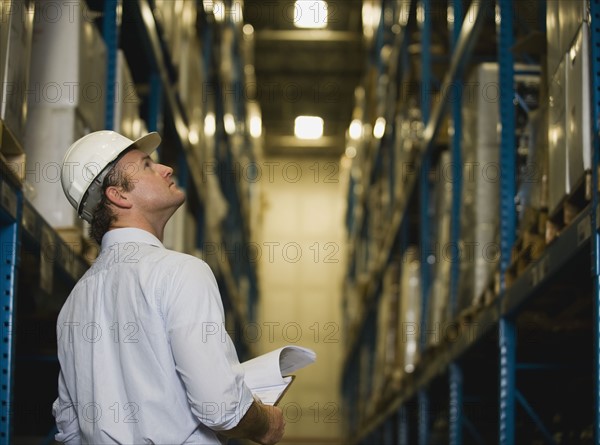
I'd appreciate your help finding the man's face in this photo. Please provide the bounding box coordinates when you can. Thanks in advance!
[116,149,186,217]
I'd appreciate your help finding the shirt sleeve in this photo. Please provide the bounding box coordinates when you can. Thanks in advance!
[52,370,81,445]
[163,258,254,431]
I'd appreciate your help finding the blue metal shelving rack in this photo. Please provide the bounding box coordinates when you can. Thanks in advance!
[342,0,599,443]
[0,0,261,441]
[592,0,600,442]
[0,168,21,444]
[497,0,517,443]
[118,0,259,339]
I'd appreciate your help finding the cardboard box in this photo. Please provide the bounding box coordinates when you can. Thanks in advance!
[0,0,35,148]
[113,50,142,140]
[28,0,106,130]
[546,0,561,76]
[178,35,205,128]
[23,106,87,228]
[566,23,591,192]
[548,59,567,214]
[559,0,587,58]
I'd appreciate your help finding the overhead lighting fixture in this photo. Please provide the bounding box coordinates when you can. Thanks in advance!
[349,119,363,139]
[214,0,225,22]
[293,1,328,29]
[189,125,200,145]
[373,117,386,139]
[205,113,216,137]
[294,116,323,140]
[250,115,262,138]
[224,113,236,135]
[362,2,381,39]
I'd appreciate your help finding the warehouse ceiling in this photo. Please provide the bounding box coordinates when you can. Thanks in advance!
[243,0,365,157]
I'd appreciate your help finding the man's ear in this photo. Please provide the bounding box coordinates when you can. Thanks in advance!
[105,186,133,209]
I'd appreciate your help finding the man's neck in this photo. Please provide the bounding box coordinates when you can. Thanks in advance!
[110,215,168,242]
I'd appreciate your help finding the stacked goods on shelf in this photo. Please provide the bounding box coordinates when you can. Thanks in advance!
[393,105,423,201]
[510,85,547,280]
[565,22,591,210]
[457,63,501,313]
[358,341,375,425]
[427,150,452,348]
[345,86,368,237]
[548,56,567,218]
[0,0,34,179]
[372,260,400,408]
[113,50,145,141]
[153,0,197,70]
[24,0,106,232]
[395,246,421,384]
[547,1,590,222]
[367,176,386,255]
[459,63,541,309]
[342,277,361,344]
[178,34,205,157]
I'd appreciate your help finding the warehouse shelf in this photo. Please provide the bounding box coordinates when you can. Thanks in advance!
[503,203,593,316]
[342,0,597,444]
[0,0,262,442]
[348,200,596,443]
[342,0,491,372]
[0,159,20,442]
[120,0,259,338]
[20,200,89,284]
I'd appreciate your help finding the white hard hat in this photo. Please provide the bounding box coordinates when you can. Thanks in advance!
[61,130,161,223]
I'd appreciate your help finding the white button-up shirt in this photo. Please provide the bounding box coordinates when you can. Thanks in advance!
[52,228,254,444]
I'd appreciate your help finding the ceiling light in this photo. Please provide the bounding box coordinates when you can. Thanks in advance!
[293,1,328,29]
[294,116,323,140]
[250,115,262,138]
[224,113,236,135]
[189,126,200,145]
[349,119,363,139]
[214,1,225,22]
[205,113,216,137]
[373,117,386,139]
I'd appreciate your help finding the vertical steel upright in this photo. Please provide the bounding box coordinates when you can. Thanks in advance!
[449,0,465,440]
[0,183,21,444]
[590,0,600,442]
[147,73,163,134]
[497,0,516,444]
[418,1,432,443]
[448,1,464,442]
[398,405,409,445]
[103,0,121,131]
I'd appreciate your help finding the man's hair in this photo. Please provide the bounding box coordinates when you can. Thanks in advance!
[89,161,134,244]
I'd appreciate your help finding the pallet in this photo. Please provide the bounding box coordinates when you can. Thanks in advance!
[0,118,25,182]
[547,171,592,242]
[506,229,546,287]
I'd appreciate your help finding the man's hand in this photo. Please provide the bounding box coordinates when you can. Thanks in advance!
[222,400,286,444]
[255,404,285,445]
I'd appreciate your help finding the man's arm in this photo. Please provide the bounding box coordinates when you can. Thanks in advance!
[52,371,81,445]
[222,400,285,445]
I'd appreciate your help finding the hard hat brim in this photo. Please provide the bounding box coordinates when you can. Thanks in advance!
[127,132,162,156]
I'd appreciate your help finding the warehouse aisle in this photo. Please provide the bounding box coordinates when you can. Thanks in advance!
[254,157,348,444]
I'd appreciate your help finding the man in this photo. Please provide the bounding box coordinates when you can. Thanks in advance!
[53,131,285,444]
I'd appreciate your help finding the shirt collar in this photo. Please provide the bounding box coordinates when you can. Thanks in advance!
[101,228,164,251]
